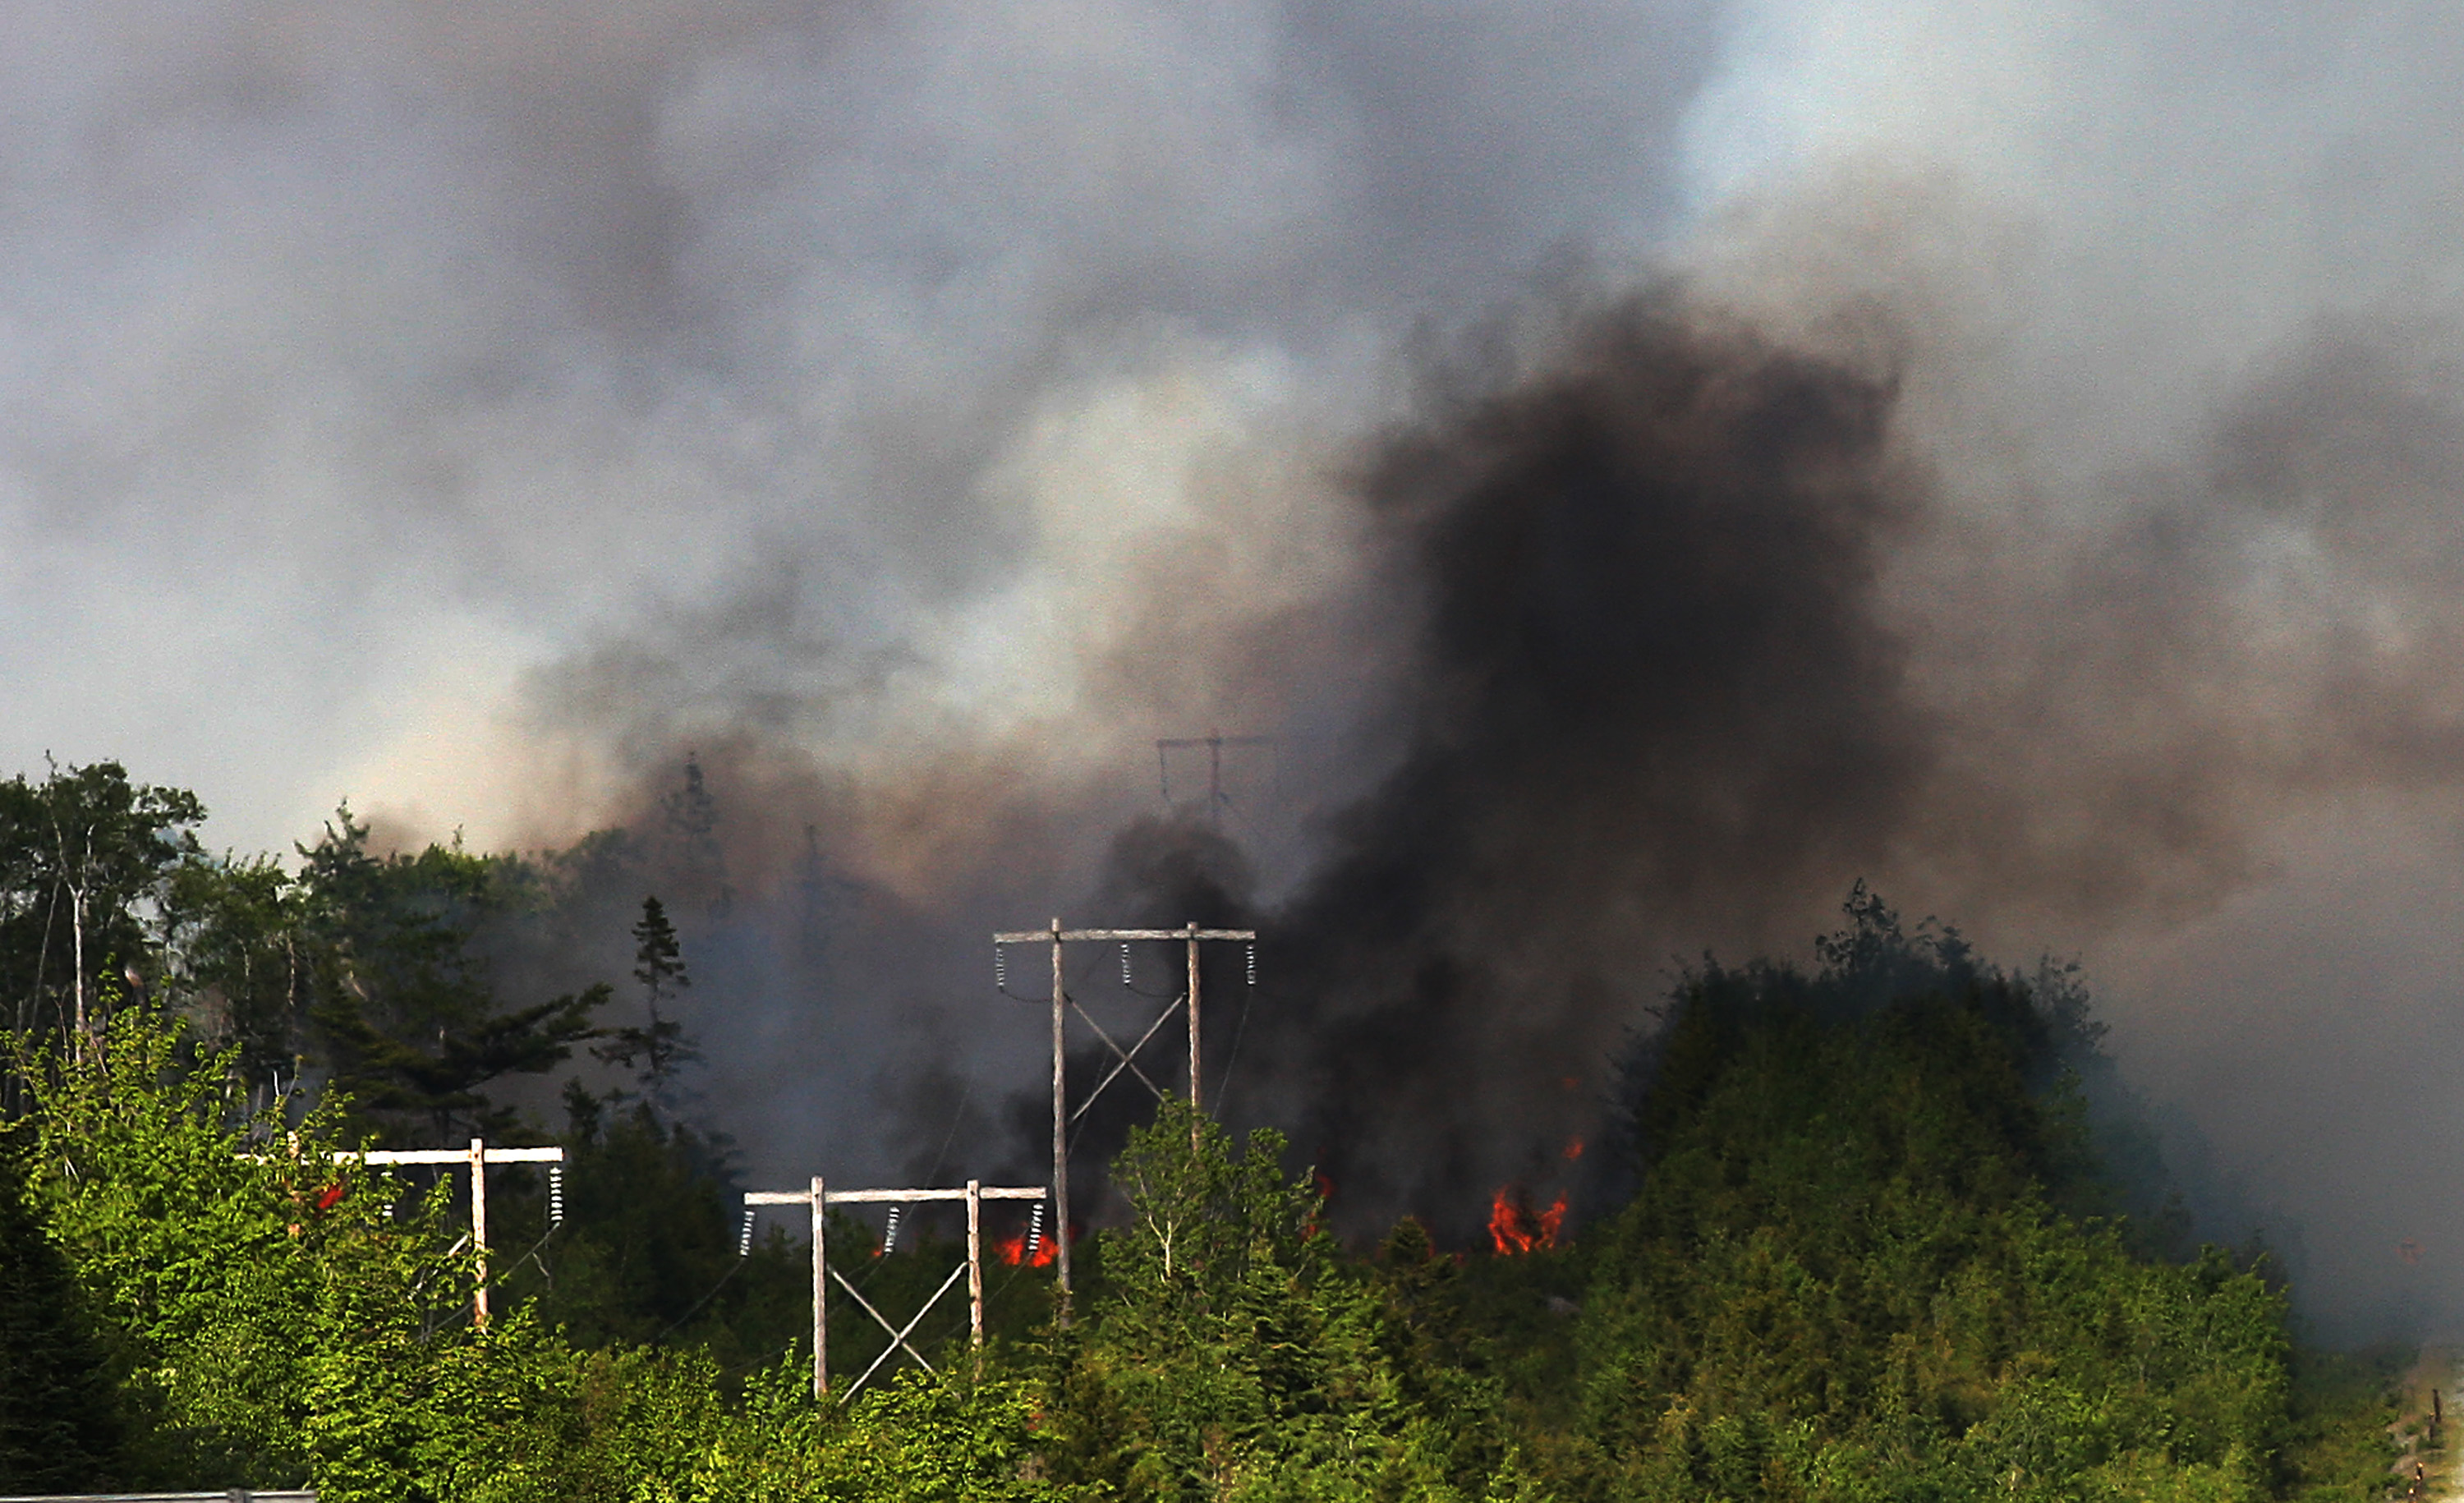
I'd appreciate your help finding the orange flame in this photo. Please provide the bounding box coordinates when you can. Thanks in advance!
[1488,1186,1567,1255]
[995,1230,1057,1267]
[1563,1136,1585,1162]
[995,1220,1078,1267]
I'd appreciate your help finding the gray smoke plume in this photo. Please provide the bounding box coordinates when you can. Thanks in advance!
[13,2,2464,1340]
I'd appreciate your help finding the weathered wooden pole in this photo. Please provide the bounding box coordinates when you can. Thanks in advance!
[1050,918,1071,1323]
[750,1181,1041,1399]
[811,1175,828,1399]
[352,1142,563,1331]
[966,1179,985,1347]
[1000,921,1255,1318]
[1185,922,1202,1149]
[468,1137,490,1329]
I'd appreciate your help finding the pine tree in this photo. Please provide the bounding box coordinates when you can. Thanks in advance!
[594,896,699,1113]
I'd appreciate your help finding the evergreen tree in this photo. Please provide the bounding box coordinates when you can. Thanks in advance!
[1044,1099,1492,1499]
[1565,893,2305,1501]
[594,895,699,1113]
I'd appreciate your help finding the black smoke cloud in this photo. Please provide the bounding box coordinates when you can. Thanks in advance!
[1241,296,1928,1227]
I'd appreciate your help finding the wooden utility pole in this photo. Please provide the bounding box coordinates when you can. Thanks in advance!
[993,921,1257,1324]
[1187,929,1203,1124]
[746,1178,1044,1400]
[1050,918,1069,1317]
[469,1138,486,1319]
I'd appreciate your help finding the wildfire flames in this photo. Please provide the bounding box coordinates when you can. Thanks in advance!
[1488,1186,1565,1256]
[995,1221,1075,1267]
[995,1231,1055,1267]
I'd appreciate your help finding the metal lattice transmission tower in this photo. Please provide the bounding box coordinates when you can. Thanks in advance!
[1156,733,1276,828]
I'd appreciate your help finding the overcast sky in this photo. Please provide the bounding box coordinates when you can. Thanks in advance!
[10,2,2464,1338]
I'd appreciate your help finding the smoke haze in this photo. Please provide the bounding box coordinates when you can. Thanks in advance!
[10,2,2464,1339]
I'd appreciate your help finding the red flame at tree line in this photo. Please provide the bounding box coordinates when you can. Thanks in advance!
[1489,1186,1566,1256]
[995,1231,1056,1267]
[995,1220,1081,1267]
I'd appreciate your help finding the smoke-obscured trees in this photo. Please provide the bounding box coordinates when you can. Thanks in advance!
[590,894,701,1118]
[236,809,607,1142]
[0,777,624,1146]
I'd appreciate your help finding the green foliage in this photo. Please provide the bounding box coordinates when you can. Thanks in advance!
[1554,898,2310,1501]
[1041,1099,1504,1500]
[0,831,2407,1503]
[7,1007,466,1488]
[693,1357,1064,1502]
[0,1146,122,1492]
[2273,1348,2404,1501]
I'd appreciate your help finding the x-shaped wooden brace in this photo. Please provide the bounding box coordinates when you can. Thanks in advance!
[746,1180,1046,1399]
[1069,991,1187,1124]
[834,1260,969,1398]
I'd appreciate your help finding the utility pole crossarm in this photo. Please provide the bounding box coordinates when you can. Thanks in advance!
[993,927,1255,943]
[746,1186,1043,1205]
[361,1147,565,1165]
[830,1186,1045,1203]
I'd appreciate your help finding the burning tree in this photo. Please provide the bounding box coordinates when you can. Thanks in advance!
[1487,1185,1566,1256]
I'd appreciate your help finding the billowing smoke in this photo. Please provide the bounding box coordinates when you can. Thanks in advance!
[1160,285,2464,1248]
[15,3,2464,1340]
[1243,297,1926,1222]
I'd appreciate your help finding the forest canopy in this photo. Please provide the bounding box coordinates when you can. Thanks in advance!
[0,761,2406,1501]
